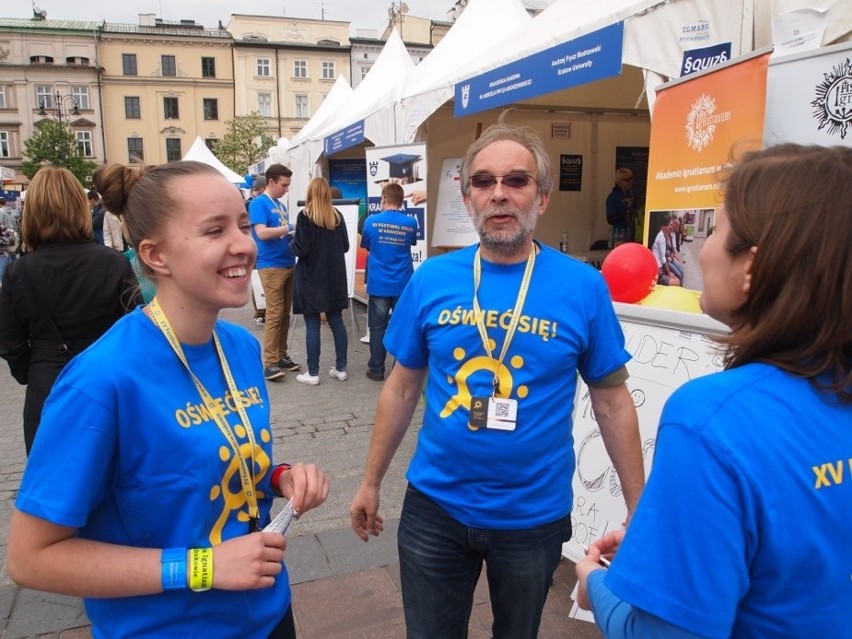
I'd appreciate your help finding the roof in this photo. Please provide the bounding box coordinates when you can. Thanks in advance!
[0,18,101,32]
[101,22,230,38]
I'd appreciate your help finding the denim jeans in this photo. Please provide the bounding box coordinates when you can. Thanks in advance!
[367,295,397,376]
[397,484,571,639]
[0,254,10,285]
[303,311,347,376]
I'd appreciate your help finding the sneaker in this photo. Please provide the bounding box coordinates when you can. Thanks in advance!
[296,372,320,386]
[329,368,348,381]
[264,364,285,381]
[359,332,370,344]
[365,370,384,382]
[278,356,301,371]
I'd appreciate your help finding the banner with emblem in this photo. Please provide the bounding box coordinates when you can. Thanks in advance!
[364,143,428,269]
[764,40,852,147]
[642,50,770,247]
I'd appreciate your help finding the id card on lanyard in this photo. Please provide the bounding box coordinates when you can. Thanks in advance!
[148,298,262,532]
[467,246,535,432]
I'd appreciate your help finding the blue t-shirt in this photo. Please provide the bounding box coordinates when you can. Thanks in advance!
[605,363,852,638]
[16,309,291,638]
[387,243,629,528]
[249,193,295,269]
[360,209,417,297]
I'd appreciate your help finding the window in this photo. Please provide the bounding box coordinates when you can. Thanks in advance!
[361,66,371,80]
[124,96,141,119]
[257,93,272,117]
[65,56,90,65]
[0,131,9,158]
[203,98,218,120]
[295,94,309,119]
[166,138,182,162]
[321,61,335,80]
[36,85,53,109]
[205,138,217,151]
[71,86,89,110]
[256,58,270,77]
[293,60,307,79]
[76,131,93,157]
[161,55,176,77]
[29,55,54,64]
[163,97,179,120]
[127,137,144,162]
[122,53,137,76]
[201,57,216,78]
[0,86,6,109]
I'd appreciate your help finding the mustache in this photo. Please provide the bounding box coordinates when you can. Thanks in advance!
[481,205,521,220]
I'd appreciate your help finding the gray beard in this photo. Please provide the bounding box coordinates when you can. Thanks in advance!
[475,202,540,258]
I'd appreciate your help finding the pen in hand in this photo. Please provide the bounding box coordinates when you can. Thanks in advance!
[579,542,611,567]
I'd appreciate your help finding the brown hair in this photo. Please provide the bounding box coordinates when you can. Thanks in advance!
[460,111,553,198]
[303,177,340,231]
[381,182,404,208]
[21,167,92,250]
[719,143,851,401]
[93,160,221,277]
[265,163,292,182]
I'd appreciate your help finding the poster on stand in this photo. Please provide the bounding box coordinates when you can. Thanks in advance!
[431,157,478,247]
[643,50,770,290]
[364,144,428,268]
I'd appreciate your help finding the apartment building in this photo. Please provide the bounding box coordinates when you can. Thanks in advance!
[0,17,101,187]
[99,15,233,165]
[227,15,351,142]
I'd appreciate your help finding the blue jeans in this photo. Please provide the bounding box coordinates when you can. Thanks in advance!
[367,295,397,376]
[0,254,10,285]
[303,311,347,376]
[397,484,571,639]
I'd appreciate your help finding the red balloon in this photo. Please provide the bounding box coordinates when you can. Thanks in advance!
[600,242,659,303]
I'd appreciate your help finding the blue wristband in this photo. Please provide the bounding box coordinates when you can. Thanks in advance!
[161,547,188,591]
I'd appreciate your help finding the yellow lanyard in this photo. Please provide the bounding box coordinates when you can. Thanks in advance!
[148,298,260,525]
[472,246,536,397]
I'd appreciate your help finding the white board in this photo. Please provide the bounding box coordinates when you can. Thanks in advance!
[564,302,728,562]
[431,157,479,247]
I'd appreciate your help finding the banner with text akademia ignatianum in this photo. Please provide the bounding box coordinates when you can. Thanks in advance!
[643,52,770,244]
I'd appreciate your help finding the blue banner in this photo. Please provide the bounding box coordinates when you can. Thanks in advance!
[454,22,624,117]
[680,42,731,77]
[324,120,365,155]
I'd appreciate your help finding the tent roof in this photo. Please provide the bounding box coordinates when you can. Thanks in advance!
[314,28,415,142]
[182,137,244,183]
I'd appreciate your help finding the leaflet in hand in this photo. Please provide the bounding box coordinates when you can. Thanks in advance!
[263,498,298,534]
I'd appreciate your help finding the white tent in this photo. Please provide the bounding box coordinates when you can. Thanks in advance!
[182,136,245,183]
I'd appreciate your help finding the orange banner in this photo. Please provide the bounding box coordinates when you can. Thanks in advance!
[643,52,770,243]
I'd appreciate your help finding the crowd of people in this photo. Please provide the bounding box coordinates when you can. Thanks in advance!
[0,121,848,639]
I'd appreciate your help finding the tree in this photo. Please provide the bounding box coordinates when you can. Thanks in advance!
[22,119,97,186]
[213,112,276,175]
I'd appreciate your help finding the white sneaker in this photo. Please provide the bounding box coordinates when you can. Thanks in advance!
[329,368,348,381]
[359,332,370,344]
[296,372,319,386]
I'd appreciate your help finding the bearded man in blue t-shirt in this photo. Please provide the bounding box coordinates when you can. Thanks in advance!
[349,116,645,638]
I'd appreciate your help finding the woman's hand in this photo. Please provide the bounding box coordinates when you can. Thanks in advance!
[212,532,286,590]
[276,463,330,514]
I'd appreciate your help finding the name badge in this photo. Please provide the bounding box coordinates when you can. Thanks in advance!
[468,396,517,431]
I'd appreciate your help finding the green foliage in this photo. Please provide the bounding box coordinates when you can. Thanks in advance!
[213,112,276,175]
[22,119,97,186]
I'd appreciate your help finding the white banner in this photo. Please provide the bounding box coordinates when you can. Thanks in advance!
[431,157,479,248]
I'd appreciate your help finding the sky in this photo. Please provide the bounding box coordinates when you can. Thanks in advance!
[6,0,465,33]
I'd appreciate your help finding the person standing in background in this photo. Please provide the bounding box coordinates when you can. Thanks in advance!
[576,144,852,639]
[88,190,106,245]
[246,176,268,325]
[289,177,349,386]
[360,182,417,382]
[249,164,301,381]
[103,209,125,251]
[0,167,141,453]
[605,168,636,247]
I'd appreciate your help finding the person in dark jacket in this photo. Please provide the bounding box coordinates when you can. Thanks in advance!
[0,167,141,453]
[289,177,349,386]
[88,190,106,245]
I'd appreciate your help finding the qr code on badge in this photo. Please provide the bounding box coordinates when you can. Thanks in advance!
[493,401,510,418]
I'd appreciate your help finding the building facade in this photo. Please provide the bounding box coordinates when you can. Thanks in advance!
[99,15,233,166]
[0,17,101,187]
[227,15,352,142]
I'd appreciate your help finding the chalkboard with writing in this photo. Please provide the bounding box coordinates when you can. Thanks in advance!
[563,303,727,562]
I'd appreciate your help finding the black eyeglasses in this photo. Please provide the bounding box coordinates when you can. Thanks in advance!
[469,173,537,189]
